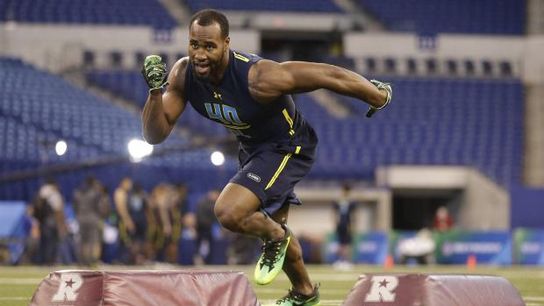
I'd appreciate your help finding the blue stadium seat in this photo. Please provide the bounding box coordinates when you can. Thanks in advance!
[357,0,524,35]
[1,0,177,29]
[185,0,343,13]
[0,57,523,201]
[296,77,522,185]
[86,70,230,138]
[0,57,238,201]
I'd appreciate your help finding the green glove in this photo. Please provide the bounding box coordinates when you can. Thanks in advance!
[366,79,392,118]
[142,55,168,92]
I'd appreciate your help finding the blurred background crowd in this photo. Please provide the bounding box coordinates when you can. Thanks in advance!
[15,177,264,267]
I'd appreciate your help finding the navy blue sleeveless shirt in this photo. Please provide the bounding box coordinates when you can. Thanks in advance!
[184,50,318,154]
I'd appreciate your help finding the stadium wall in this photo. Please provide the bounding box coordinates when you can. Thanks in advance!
[223,11,352,32]
[293,186,392,235]
[524,36,544,84]
[510,186,544,228]
[3,24,544,84]
[524,85,544,186]
[345,33,525,60]
[376,166,510,230]
[0,24,259,72]
[345,33,544,84]
[290,166,512,235]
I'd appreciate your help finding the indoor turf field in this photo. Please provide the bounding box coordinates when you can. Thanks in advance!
[0,264,543,306]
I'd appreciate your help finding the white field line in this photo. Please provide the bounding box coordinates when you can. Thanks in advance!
[274,273,360,281]
[258,288,350,295]
[302,272,544,281]
[526,297,544,301]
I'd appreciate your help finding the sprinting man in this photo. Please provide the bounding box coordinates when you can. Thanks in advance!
[141,9,392,306]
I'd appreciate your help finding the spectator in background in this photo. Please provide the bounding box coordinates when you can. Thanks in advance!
[97,183,112,224]
[149,183,171,262]
[332,183,356,269]
[34,178,67,264]
[150,182,190,263]
[195,189,220,264]
[114,178,151,264]
[172,183,194,262]
[73,176,104,266]
[99,185,120,264]
[433,206,453,232]
[173,183,192,232]
[19,204,40,264]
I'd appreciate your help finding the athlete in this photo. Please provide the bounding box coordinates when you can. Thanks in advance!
[141,9,392,306]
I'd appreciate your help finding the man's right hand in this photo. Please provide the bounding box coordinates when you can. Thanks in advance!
[142,55,168,93]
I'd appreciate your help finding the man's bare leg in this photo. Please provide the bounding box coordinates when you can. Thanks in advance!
[271,204,314,295]
[214,183,314,295]
[214,183,284,240]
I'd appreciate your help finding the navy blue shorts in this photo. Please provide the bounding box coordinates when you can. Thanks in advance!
[336,226,352,245]
[230,142,316,215]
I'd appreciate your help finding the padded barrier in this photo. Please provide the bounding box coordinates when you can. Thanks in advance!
[30,270,260,306]
[342,273,524,306]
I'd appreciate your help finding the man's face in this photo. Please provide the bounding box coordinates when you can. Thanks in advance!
[122,178,132,190]
[188,21,229,80]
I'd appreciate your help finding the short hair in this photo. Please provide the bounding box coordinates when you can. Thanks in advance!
[189,9,229,38]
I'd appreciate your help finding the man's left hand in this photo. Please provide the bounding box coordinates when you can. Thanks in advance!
[366,79,392,118]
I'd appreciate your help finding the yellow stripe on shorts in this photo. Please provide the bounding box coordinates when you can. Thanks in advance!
[265,153,293,190]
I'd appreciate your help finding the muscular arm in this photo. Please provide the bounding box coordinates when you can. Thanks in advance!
[248,60,387,107]
[142,58,188,144]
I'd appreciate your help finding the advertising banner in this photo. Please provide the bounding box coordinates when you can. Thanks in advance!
[323,231,388,264]
[436,230,512,265]
[353,231,389,264]
[513,228,544,265]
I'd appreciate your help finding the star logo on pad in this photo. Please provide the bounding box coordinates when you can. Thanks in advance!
[65,278,76,287]
[379,278,389,288]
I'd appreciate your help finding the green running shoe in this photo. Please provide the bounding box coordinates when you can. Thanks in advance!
[254,224,291,285]
[264,285,321,306]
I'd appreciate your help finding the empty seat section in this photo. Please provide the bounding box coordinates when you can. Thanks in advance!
[1,0,177,29]
[357,0,524,34]
[0,57,190,162]
[86,70,229,138]
[293,77,522,185]
[185,0,343,13]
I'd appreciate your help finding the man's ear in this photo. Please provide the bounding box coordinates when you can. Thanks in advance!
[225,36,230,49]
